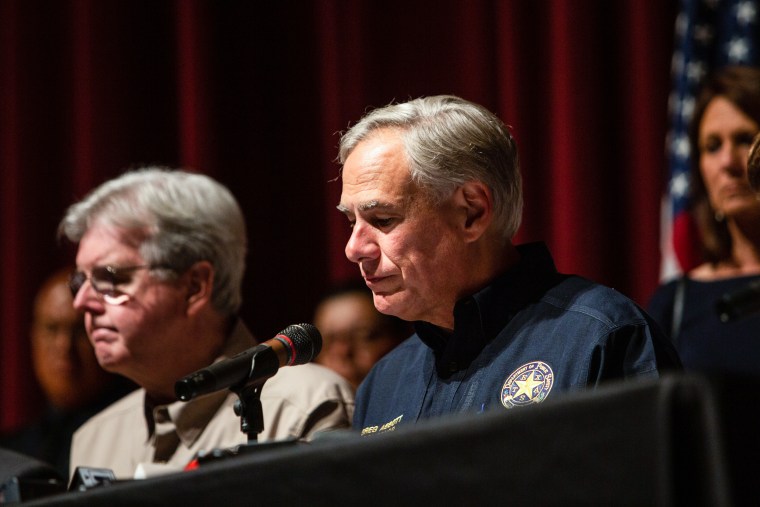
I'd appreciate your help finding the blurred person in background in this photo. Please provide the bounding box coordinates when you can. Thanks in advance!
[0,268,134,478]
[313,281,411,389]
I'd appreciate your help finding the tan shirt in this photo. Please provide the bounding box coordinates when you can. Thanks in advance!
[69,321,355,479]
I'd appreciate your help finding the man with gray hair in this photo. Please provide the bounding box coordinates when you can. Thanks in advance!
[61,168,354,478]
[337,95,680,435]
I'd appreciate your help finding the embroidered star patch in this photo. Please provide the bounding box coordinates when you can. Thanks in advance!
[501,361,554,409]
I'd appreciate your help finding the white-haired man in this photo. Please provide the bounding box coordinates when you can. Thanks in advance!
[337,95,680,434]
[62,168,354,478]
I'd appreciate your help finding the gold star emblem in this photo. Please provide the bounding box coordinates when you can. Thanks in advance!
[512,371,543,400]
[501,361,554,409]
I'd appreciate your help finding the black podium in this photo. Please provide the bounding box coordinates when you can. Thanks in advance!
[20,373,758,506]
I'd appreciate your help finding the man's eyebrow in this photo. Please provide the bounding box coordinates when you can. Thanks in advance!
[336,200,391,214]
[358,200,383,212]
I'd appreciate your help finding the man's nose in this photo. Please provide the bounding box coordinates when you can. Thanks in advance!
[345,223,379,264]
[72,279,104,313]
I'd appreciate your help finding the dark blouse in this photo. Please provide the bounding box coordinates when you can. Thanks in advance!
[647,275,760,376]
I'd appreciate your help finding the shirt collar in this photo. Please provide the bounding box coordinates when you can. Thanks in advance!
[416,242,562,377]
[143,319,255,447]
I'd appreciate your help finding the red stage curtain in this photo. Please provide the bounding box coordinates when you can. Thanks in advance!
[0,0,676,432]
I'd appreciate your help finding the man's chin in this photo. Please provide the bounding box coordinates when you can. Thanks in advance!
[372,294,408,319]
[95,353,125,373]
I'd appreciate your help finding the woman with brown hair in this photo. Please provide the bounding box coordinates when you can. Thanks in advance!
[648,66,760,376]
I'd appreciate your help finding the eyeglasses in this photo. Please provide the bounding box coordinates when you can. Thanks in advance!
[69,265,154,305]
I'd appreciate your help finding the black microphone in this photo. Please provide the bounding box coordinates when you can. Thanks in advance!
[175,323,322,401]
[715,279,760,322]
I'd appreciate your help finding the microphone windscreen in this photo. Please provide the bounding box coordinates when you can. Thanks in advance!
[279,323,322,364]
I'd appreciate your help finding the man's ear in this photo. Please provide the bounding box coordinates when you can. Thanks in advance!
[185,261,214,314]
[456,180,494,242]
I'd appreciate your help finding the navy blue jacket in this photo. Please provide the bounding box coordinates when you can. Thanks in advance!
[354,243,680,435]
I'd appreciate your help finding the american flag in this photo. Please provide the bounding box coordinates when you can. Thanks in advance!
[663,0,760,280]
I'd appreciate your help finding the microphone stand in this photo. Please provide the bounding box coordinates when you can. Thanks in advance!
[228,349,300,451]
[232,378,267,443]
[189,378,296,468]
[229,345,279,442]
[228,377,298,458]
